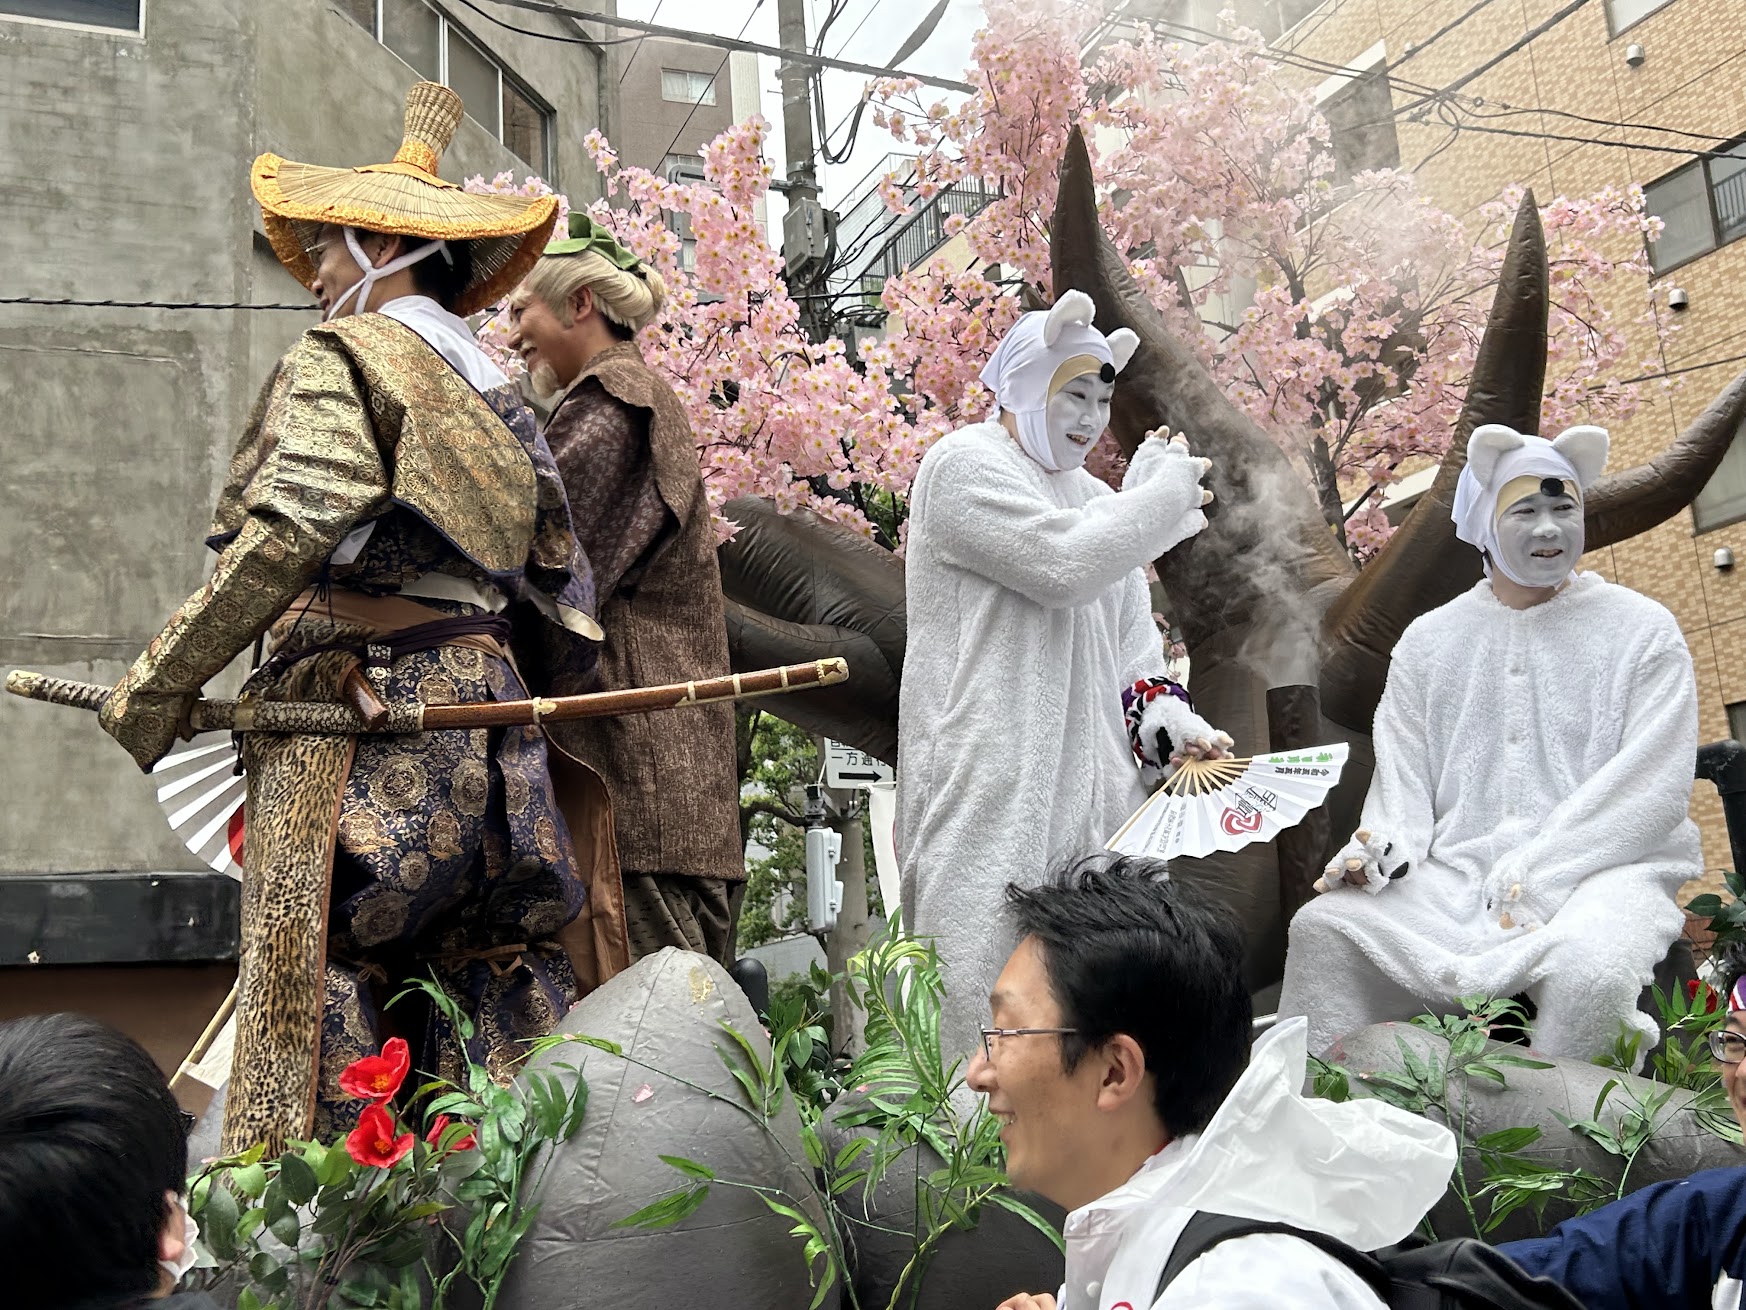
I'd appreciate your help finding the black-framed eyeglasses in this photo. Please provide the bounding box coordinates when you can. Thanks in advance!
[978,1026,1079,1062]
[1709,1030,1746,1064]
[179,1110,198,1136]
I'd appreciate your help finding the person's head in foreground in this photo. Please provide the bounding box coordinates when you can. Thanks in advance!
[966,854,1251,1213]
[505,213,669,403]
[0,1013,194,1308]
[1451,422,1609,608]
[1712,948,1746,1133]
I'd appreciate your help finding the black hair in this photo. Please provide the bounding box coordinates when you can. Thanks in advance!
[0,1013,189,1308]
[1004,853,1252,1138]
[404,236,475,313]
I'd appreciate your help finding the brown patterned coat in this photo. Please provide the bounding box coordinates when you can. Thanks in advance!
[541,343,744,901]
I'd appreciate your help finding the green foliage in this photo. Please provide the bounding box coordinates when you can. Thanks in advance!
[182,977,590,1310]
[575,917,1058,1310]
[1687,869,1746,957]
[1314,990,1742,1240]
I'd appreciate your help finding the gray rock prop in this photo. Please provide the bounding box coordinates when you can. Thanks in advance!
[818,1094,1066,1310]
[497,948,833,1310]
[1333,1022,1743,1243]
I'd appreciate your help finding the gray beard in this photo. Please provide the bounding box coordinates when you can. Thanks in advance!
[529,360,566,404]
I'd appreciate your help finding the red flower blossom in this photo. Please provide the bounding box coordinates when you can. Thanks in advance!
[1689,979,1721,1014]
[338,1037,410,1102]
[345,1102,414,1168]
[425,1114,478,1152]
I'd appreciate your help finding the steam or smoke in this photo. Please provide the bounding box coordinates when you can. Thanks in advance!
[1206,451,1329,689]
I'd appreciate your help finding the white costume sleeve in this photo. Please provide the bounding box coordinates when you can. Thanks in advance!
[1337,646,1435,895]
[1485,627,1698,921]
[925,441,1206,609]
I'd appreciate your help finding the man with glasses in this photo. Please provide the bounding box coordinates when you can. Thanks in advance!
[1497,962,1746,1310]
[0,1013,218,1308]
[974,854,1456,1310]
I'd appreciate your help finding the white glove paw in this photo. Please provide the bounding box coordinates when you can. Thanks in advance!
[1313,829,1406,896]
[1138,692,1223,768]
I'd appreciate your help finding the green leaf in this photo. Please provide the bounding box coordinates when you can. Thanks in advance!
[1465,1063,1507,1086]
[1486,1052,1556,1071]
[232,1162,268,1199]
[268,1208,300,1248]
[277,1152,318,1206]
[198,1181,240,1259]
[613,1185,709,1229]
[237,1290,264,1310]
[986,1190,1067,1253]
[1476,1126,1543,1153]
[659,1154,718,1182]
[316,1144,355,1188]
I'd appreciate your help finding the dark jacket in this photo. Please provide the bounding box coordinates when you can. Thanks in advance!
[1500,1165,1746,1310]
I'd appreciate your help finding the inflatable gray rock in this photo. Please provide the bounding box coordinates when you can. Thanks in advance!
[497,948,832,1310]
[819,1094,1065,1309]
[1334,1022,1743,1243]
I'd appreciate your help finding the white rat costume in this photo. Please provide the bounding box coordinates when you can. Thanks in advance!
[897,292,1222,1070]
[1278,424,1701,1064]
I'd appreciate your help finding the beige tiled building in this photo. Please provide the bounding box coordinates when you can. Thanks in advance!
[1254,0,1746,893]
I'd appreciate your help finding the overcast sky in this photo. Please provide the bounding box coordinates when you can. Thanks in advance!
[616,0,984,210]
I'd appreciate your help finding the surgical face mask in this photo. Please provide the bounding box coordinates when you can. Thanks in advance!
[160,1197,201,1284]
[1493,491,1583,588]
[1040,378,1113,471]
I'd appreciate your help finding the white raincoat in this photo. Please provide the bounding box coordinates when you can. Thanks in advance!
[1279,573,1700,1062]
[897,421,1210,1070]
[1056,1018,1457,1310]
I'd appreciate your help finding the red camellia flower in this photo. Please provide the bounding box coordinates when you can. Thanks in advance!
[425,1113,478,1152]
[1689,979,1722,1014]
[338,1036,410,1102]
[346,1102,414,1168]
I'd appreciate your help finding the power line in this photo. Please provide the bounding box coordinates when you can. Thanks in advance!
[484,0,976,92]
[449,0,646,47]
[0,297,317,311]
[1396,0,1593,113]
[1387,0,1499,72]
[617,0,667,81]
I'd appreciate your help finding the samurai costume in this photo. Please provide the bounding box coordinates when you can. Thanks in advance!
[1278,424,1701,1065]
[897,291,1223,1072]
[99,83,629,1154]
[528,218,745,964]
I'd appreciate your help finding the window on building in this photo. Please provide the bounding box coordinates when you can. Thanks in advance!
[1730,702,1746,744]
[1323,66,1400,184]
[1646,138,1746,273]
[662,69,717,106]
[1693,412,1746,533]
[0,0,140,29]
[1605,0,1674,35]
[349,1,553,173]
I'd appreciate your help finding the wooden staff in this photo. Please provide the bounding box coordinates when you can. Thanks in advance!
[5,658,849,735]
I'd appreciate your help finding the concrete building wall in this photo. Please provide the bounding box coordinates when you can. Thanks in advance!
[614,35,737,174]
[0,0,617,886]
[1268,0,1746,892]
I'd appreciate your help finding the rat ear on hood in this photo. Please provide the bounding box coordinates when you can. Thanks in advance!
[1550,424,1610,488]
[1043,288,1096,348]
[1467,423,1527,489]
[1107,328,1139,375]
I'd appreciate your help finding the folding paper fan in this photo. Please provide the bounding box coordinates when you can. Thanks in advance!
[1106,743,1349,861]
[151,734,245,879]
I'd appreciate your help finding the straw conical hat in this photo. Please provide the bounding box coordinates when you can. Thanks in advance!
[252,82,558,317]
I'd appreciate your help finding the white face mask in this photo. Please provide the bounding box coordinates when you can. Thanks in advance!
[160,1197,201,1284]
[1493,490,1583,588]
[1038,377,1114,471]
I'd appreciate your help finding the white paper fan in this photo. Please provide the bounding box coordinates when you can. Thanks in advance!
[1107,742,1349,861]
[151,733,245,879]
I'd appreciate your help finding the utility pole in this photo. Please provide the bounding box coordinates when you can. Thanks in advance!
[776,0,833,342]
[822,795,869,1056]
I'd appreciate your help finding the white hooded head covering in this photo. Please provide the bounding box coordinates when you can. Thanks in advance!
[1451,422,1609,585]
[980,290,1139,471]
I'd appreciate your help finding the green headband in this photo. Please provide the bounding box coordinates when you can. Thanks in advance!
[545,211,643,273]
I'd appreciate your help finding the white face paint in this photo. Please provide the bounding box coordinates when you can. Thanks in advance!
[1042,376,1114,471]
[1493,489,1583,588]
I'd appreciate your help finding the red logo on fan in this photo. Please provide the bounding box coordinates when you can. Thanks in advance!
[1221,806,1263,836]
[227,807,246,867]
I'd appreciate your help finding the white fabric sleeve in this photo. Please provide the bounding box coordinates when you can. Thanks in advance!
[1339,648,1436,894]
[1485,626,1699,920]
[1155,1235,1388,1309]
[927,442,1207,609]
